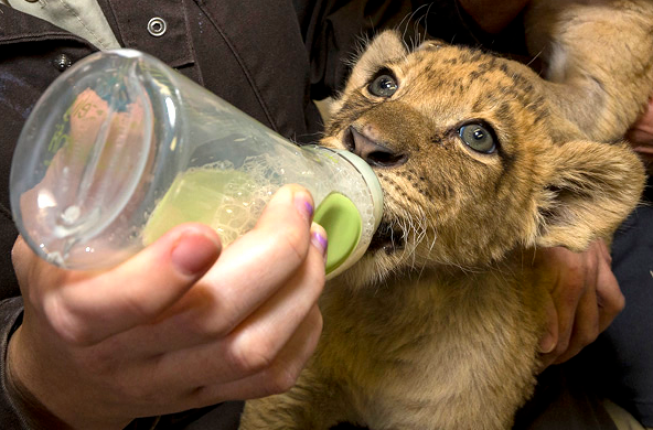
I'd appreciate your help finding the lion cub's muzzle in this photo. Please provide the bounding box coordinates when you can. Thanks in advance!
[368,221,405,253]
[340,125,409,254]
[343,125,408,168]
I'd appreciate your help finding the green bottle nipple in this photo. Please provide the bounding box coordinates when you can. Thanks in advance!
[313,192,363,275]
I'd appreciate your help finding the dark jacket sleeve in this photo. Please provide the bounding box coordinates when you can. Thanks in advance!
[0,298,27,429]
[0,5,101,427]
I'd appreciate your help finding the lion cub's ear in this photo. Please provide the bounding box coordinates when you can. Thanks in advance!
[535,141,645,251]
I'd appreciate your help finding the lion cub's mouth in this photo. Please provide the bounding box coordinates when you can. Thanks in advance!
[368,221,405,253]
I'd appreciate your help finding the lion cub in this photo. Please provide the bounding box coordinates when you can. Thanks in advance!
[240,3,649,429]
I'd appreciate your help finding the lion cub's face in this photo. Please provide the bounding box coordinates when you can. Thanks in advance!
[322,31,644,285]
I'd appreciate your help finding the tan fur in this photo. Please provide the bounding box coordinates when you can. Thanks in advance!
[526,0,653,142]
[240,3,648,429]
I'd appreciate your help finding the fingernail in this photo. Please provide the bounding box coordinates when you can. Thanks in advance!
[293,188,314,222]
[310,223,328,262]
[172,232,220,276]
[539,333,556,354]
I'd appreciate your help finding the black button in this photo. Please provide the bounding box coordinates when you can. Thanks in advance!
[53,54,73,72]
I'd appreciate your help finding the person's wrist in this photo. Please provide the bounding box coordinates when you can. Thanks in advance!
[6,325,73,429]
[7,325,130,430]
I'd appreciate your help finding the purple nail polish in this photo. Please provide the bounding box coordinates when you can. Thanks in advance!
[293,190,314,221]
[312,231,328,256]
[305,200,314,219]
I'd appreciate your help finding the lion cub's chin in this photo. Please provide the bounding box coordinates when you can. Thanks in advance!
[334,251,393,289]
[334,245,421,290]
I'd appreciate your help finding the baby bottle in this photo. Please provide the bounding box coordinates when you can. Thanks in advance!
[10,50,383,279]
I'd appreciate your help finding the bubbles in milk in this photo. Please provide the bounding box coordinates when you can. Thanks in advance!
[208,158,275,245]
[143,149,377,252]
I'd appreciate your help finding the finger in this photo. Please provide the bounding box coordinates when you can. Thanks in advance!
[41,224,222,346]
[137,304,323,415]
[103,186,319,360]
[554,283,599,364]
[595,242,625,333]
[597,239,612,265]
[187,305,324,407]
[627,96,653,170]
[553,246,601,364]
[116,222,327,359]
[548,251,587,356]
[537,293,559,371]
[554,296,584,351]
[163,185,316,339]
[11,236,28,277]
[217,223,326,377]
[626,96,653,145]
[146,224,326,385]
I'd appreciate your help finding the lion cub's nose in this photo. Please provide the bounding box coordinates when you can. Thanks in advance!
[344,126,408,168]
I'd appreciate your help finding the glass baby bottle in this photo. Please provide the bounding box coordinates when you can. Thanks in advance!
[10,49,383,279]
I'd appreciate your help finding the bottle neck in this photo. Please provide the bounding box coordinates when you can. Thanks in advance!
[329,149,384,232]
[303,146,384,279]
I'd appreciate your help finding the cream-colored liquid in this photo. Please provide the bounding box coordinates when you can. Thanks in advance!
[143,151,377,252]
[142,163,272,246]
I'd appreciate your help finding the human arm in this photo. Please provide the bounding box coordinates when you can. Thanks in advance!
[6,184,327,429]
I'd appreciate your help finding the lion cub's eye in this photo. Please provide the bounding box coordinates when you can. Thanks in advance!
[368,74,398,98]
[458,123,496,154]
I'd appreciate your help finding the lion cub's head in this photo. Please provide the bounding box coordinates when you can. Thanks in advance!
[321,30,645,285]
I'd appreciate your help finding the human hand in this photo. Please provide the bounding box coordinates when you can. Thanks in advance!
[534,240,624,370]
[626,96,653,173]
[8,184,327,430]
[458,0,531,34]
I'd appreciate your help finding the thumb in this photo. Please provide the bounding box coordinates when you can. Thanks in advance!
[45,223,221,345]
